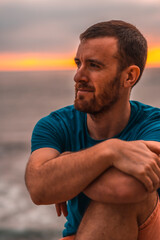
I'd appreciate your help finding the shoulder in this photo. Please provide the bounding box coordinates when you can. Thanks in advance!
[36,105,84,127]
[130,101,160,120]
[32,105,86,140]
[130,101,160,141]
[50,105,84,120]
[31,105,86,153]
[32,104,86,140]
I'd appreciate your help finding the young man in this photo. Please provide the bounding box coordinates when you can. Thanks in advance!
[25,20,160,240]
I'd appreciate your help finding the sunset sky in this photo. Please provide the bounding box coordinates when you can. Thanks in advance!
[0,0,160,71]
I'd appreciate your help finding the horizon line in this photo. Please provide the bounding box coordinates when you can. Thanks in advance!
[0,66,159,73]
[0,47,160,71]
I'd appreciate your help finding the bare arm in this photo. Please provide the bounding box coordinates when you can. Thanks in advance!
[56,167,148,217]
[55,167,149,218]
[25,141,113,205]
[84,140,160,204]
[25,139,160,205]
[84,167,148,203]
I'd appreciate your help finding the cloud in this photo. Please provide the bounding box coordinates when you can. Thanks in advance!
[0,0,160,53]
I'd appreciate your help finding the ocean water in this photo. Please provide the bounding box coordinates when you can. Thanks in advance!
[0,68,160,239]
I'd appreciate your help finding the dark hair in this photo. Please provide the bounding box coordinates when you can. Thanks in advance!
[80,20,148,84]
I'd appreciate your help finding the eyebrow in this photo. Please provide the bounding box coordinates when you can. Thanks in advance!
[74,58,105,67]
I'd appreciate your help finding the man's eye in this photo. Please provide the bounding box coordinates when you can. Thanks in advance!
[90,63,100,68]
[75,61,81,68]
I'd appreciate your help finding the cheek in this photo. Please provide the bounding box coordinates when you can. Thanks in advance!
[94,80,108,95]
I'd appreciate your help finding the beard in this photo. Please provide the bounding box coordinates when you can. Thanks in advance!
[74,74,121,115]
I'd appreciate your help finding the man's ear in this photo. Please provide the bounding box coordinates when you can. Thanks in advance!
[123,65,140,88]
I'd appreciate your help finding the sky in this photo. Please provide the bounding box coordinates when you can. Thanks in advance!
[0,0,160,71]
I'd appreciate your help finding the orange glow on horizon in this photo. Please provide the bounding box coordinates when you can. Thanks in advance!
[0,47,160,72]
[0,53,76,71]
[146,47,160,68]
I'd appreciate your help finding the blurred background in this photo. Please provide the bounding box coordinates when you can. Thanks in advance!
[0,0,160,239]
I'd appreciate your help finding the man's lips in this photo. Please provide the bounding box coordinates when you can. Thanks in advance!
[77,88,94,92]
[76,89,94,98]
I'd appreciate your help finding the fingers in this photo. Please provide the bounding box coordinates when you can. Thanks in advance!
[61,202,68,217]
[138,175,153,192]
[55,202,68,217]
[136,143,160,191]
[134,171,156,193]
[150,155,160,190]
[113,140,160,193]
[135,157,160,192]
[151,157,160,180]
[55,203,62,216]
[144,141,160,156]
[148,155,160,190]
[156,154,160,168]
[147,171,160,192]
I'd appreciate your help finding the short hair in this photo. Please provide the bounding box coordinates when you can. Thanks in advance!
[80,20,148,84]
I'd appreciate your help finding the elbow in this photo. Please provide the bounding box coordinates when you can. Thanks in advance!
[25,171,66,205]
[26,182,56,205]
[30,195,42,206]
[26,178,58,205]
[25,178,44,205]
[25,171,56,205]
[28,188,44,206]
[25,164,45,205]
[25,161,58,205]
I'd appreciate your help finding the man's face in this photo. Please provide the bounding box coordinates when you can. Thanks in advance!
[74,37,123,114]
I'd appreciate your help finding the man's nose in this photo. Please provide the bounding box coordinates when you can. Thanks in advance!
[74,66,88,83]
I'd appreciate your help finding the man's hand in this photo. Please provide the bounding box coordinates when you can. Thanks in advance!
[110,140,160,192]
[55,202,68,217]
[26,138,160,205]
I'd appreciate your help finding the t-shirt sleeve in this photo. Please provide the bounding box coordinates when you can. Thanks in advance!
[137,111,160,142]
[31,114,65,153]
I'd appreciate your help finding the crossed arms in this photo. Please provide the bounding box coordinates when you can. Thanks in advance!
[25,139,160,211]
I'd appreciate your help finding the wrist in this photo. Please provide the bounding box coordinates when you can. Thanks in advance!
[100,139,120,167]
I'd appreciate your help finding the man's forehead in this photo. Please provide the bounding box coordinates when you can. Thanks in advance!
[80,36,117,45]
[75,37,118,58]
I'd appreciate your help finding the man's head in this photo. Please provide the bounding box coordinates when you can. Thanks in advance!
[80,20,147,84]
[74,20,147,114]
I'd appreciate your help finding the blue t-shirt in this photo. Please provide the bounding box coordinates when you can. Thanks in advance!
[31,101,160,237]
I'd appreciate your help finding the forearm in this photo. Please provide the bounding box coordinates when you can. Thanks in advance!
[25,140,113,205]
[84,167,148,203]
[26,139,160,205]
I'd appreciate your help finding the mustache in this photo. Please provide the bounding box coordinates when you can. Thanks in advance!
[75,83,95,91]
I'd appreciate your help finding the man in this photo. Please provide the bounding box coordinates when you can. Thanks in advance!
[25,20,160,240]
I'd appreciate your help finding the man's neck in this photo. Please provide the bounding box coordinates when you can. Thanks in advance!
[87,101,131,140]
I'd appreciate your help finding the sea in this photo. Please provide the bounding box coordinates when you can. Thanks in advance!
[0,68,160,240]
